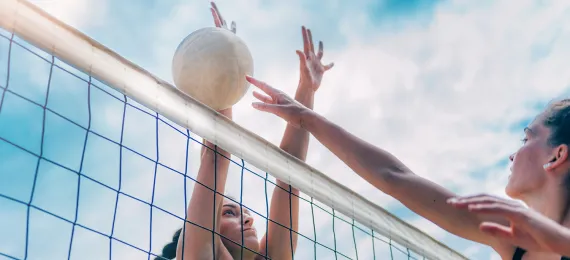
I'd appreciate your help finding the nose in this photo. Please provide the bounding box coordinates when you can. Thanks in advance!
[509,153,515,162]
[242,214,254,228]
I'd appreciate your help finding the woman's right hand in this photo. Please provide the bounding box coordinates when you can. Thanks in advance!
[247,76,314,129]
[448,194,570,254]
[209,1,236,33]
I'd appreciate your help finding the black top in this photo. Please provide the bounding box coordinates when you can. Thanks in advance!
[513,247,570,260]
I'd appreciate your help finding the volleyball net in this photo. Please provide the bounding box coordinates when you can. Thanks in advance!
[0,0,468,259]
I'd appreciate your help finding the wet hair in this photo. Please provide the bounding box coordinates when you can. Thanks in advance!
[155,195,238,259]
[542,99,570,218]
[155,228,181,260]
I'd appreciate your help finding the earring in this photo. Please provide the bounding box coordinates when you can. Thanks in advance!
[543,162,552,169]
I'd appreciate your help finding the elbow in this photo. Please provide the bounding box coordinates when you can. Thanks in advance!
[370,164,414,194]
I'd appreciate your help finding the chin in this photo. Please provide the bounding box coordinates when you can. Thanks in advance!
[505,181,525,200]
[504,180,517,198]
[245,237,259,250]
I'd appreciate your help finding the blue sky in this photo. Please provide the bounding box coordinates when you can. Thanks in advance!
[2,0,570,259]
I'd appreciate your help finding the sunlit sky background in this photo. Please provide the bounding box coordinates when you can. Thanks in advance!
[1,0,570,259]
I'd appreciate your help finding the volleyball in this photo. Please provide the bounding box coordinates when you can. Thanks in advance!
[172,27,254,110]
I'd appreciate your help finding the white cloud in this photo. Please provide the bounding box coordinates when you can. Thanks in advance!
[6,0,570,259]
[29,0,108,29]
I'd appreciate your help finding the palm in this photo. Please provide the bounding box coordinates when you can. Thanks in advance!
[298,27,334,90]
[247,76,308,128]
[302,53,326,88]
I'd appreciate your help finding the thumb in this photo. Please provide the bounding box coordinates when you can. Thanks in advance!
[480,222,516,239]
[296,50,307,68]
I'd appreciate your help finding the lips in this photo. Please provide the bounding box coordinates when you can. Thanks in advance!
[243,228,257,236]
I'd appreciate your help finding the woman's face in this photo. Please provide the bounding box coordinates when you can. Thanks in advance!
[219,198,260,254]
[507,114,554,199]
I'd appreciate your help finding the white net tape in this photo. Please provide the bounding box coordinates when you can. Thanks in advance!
[0,1,468,259]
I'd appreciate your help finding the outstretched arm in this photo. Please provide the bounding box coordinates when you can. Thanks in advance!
[177,110,233,260]
[245,76,513,254]
[176,4,235,259]
[259,26,333,260]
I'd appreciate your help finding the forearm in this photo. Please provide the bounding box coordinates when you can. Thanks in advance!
[178,142,231,258]
[555,229,570,256]
[190,142,231,228]
[265,85,313,257]
[278,85,314,161]
[302,111,410,192]
[551,229,570,256]
[274,84,313,208]
[299,111,499,244]
[541,220,570,256]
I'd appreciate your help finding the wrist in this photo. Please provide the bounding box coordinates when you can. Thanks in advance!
[297,79,316,92]
[295,84,316,108]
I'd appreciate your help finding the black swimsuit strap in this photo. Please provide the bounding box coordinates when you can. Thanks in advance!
[512,247,526,260]
[513,247,570,260]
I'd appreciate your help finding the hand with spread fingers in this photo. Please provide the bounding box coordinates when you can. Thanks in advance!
[248,75,311,128]
[247,26,334,128]
[210,1,236,33]
[296,26,334,90]
[448,194,570,256]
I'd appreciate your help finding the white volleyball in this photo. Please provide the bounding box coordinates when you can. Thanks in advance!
[172,27,254,110]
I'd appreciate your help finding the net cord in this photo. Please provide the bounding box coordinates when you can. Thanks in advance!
[0,1,468,259]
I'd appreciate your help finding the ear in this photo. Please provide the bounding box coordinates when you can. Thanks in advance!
[544,144,568,172]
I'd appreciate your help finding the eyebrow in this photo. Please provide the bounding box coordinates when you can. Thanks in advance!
[524,127,535,135]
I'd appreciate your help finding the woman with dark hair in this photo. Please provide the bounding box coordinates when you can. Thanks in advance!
[156,2,334,259]
[450,194,570,257]
[246,72,570,260]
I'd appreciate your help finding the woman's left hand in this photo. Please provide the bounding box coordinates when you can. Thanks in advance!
[296,26,334,90]
[448,194,568,253]
[210,1,236,33]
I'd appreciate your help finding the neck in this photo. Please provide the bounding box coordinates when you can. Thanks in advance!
[523,183,570,225]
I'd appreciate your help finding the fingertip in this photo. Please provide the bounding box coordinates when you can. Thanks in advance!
[246,75,262,86]
[251,102,266,110]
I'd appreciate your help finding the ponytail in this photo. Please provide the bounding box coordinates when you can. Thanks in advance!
[155,228,182,260]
